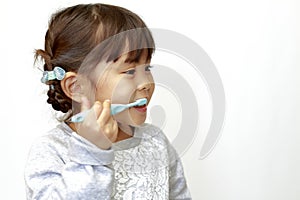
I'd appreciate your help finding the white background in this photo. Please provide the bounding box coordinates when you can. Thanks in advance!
[1,0,300,199]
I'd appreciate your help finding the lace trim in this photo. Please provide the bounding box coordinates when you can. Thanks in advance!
[112,132,170,200]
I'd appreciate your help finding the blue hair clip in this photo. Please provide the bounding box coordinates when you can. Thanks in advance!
[41,66,66,83]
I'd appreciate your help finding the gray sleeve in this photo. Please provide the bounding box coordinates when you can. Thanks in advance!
[24,133,115,200]
[168,143,192,199]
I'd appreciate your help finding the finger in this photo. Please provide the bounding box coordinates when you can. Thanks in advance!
[110,118,119,137]
[107,119,119,142]
[97,99,111,126]
[83,101,102,123]
[102,116,118,136]
[112,120,119,134]
[91,101,102,120]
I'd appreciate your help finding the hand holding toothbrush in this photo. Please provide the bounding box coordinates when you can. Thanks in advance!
[73,97,119,150]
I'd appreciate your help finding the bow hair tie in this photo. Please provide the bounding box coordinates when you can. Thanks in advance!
[41,66,66,83]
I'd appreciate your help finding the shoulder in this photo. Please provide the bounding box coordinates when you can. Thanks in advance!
[34,123,71,144]
[24,124,73,184]
[27,123,72,160]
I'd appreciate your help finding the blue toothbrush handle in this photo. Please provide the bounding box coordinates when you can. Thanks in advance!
[68,98,146,123]
[68,104,125,123]
[110,104,128,116]
[68,110,90,123]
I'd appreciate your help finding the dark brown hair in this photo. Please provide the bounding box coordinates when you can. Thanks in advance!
[36,3,155,113]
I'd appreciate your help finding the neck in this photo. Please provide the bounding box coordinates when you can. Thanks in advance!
[67,122,133,143]
[115,123,134,142]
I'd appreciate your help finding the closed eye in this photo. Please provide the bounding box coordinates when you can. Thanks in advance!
[122,65,153,75]
[123,69,136,75]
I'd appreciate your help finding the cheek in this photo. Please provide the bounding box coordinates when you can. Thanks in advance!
[146,76,155,101]
[110,78,136,104]
[149,86,155,102]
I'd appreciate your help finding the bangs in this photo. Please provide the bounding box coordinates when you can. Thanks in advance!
[78,4,155,74]
[80,28,155,74]
[124,48,153,63]
[106,27,155,63]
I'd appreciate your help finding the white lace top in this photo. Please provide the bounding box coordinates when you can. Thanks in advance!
[25,123,191,199]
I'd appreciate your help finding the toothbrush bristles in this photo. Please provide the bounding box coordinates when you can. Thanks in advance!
[136,98,147,106]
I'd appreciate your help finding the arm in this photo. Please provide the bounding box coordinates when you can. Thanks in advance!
[168,144,192,199]
[25,133,115,200]
[25,99,118,200]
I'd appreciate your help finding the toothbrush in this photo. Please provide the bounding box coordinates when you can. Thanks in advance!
[68,98,147,123]
[110,98,147,115]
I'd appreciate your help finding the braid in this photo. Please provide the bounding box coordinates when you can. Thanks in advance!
[34,49,73,113]
[47,81,72,113]
[35,26,73,113]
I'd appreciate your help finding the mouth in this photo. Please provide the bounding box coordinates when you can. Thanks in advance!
[132,98,148,113]
[133,104,147,113]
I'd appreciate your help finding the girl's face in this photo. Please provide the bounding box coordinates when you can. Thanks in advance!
[88,51,155,126]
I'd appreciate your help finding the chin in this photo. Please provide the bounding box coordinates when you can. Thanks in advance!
[130,109,148,126]
[126,114,147,127]
[114,109,147,127]
[131,118,146,126]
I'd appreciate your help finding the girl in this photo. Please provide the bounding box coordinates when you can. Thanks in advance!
[25,3,191,199]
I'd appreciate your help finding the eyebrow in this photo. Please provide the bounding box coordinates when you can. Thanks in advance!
[116,63,135,71]
[118,62,153,72]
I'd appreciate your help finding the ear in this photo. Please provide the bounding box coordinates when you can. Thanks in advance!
[60,72,83,103]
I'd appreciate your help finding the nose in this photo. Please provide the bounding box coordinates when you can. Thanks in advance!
[135,65,154,93]
[137,81,153,91]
